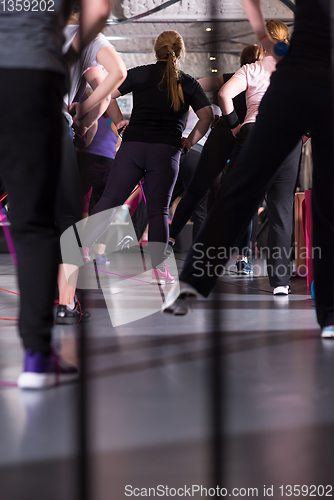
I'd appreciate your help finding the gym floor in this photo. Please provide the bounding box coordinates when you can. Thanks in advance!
[0,249,333,500]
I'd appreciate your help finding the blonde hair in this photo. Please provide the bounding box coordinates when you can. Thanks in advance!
[154,30,186,112]
[239,44,263,66]
[266,20,290,45]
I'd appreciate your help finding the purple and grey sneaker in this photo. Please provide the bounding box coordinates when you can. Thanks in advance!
[95,252,110,266]
[17,349,78,389]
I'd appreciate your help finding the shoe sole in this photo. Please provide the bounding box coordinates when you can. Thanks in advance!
[55,315,91,325]
[321,329,334,338]
[163,293,197,315]
[151,280,175,285]
[273,287,290,296]
[55,317,79,325]
[17,372,78,389]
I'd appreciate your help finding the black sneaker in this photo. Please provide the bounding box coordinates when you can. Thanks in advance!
[55,301,91,325]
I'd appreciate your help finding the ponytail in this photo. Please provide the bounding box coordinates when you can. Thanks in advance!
[266,20,290,45]
[154,31,185,112]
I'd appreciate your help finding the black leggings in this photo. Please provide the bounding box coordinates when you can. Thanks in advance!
[56,116,81,236]
[225,123,255,257]
[84,141,180,267]
[55,116,81,265]
[76,150,113,213]
[171,147,208,240]
[171,120,252,257]
[170,118,235,241]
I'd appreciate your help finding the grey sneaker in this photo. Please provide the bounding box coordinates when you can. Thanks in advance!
[95,252,110,266]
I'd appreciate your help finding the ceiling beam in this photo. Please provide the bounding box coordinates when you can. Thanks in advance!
[278,0,295,12]
[108,0,181,25]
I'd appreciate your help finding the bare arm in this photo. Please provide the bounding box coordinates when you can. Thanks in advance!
[182,105,213,152]
[72,47,126,132]
[106,97,123,126]
[241,0,279,59]
[83,120,98,147]
[198,75,225,93]
[107,89,128,130]
[110,121,122,150]
[64,0,111,65]
[75,66,109,126]
[217,76,247,137]
[77,46,127,119]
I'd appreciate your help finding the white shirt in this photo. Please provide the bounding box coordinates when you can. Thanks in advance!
[62,25,112,122]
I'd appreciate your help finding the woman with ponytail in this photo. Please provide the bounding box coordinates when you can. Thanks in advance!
[215,20,302,291]
[83,30,213,283]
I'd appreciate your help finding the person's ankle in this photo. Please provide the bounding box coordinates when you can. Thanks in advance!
[166,240,175,257]
[154,263,165,272]
[237,255,247,261]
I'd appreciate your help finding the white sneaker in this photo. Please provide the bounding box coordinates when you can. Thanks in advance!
[321,325,334,338]
[273,285,290,295]
[162,281,198,315]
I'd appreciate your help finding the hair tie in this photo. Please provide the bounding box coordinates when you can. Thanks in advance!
[168,50,175,56]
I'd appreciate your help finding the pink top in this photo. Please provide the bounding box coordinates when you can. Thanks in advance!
[233,55,277,126]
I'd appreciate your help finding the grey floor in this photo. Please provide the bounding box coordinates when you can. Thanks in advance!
[1,249,334,500]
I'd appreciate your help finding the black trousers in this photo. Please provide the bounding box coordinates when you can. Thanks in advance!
[56,116,81,238]
[231,123,302,285]
[266,140,301,287]
[169,118,235,241]
[170,147,208,240]
[0,69,64,354]
[180,72,334,328]
[170,119,252,255]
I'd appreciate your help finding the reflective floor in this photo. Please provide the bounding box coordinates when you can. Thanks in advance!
[1,250,333,500]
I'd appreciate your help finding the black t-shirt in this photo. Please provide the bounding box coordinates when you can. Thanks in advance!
[118,61,211,148]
